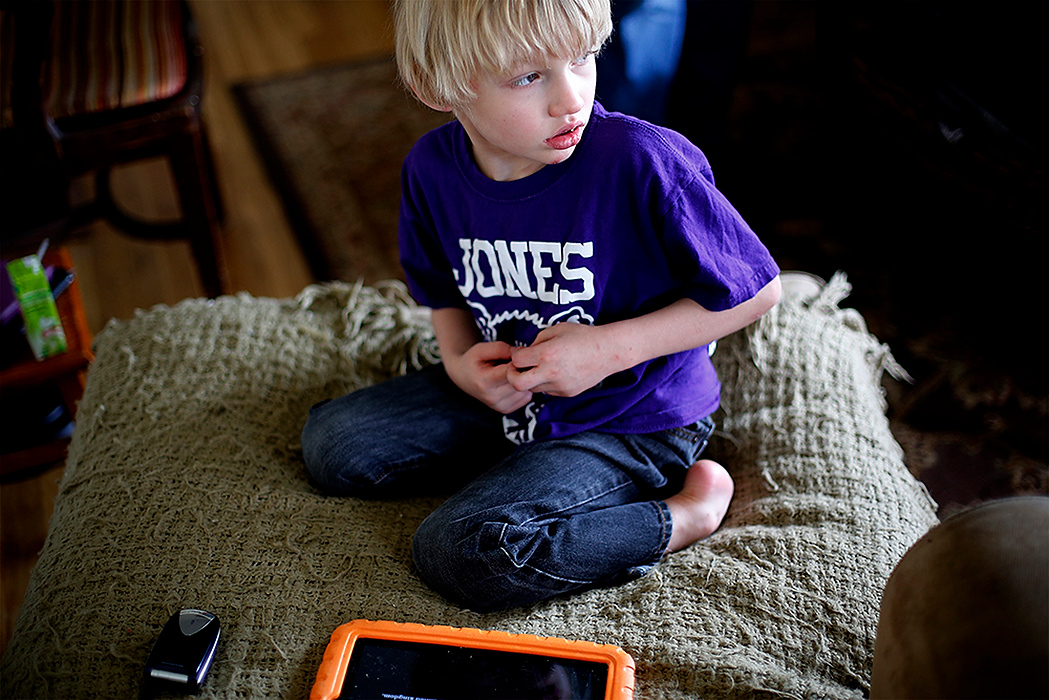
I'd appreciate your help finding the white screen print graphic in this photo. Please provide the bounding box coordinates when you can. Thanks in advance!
[454,237,598,444]
[455,238,595,306]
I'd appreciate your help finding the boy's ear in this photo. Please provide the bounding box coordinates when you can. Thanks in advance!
[411,88,454,113]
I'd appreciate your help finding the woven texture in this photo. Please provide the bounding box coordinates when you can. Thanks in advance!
[1,274,938,699]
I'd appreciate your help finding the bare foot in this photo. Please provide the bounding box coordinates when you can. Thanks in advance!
[663,460,734,553]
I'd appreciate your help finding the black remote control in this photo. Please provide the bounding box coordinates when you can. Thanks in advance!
[142,609,220,694]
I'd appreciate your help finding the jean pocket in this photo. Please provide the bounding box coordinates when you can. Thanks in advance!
[665,416,715,459]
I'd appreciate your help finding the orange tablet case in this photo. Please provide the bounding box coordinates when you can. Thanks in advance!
[311,619,635,700]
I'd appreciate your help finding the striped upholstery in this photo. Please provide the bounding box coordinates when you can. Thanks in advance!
[44,0,187,120]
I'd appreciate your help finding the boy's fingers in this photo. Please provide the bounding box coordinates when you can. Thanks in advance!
[508,344,532,367]
[506,364,540,392]
[476,341,514,364]
[491,385,533,414]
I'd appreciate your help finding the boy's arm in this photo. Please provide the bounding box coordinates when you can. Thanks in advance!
[431,307,534,414]
[508,276,782,397]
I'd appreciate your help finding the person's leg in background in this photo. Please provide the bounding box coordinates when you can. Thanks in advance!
[871,497,1049,699]
[597,0,686,125]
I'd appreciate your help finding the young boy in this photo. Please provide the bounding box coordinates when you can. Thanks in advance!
[302,0,781,613]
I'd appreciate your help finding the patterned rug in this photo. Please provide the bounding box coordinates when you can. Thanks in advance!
[233,56,1047,517]
[233,57,450,286]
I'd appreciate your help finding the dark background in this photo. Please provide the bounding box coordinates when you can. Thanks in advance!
[662,1,1047,510]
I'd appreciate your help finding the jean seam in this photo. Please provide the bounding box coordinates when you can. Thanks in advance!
[372,461,424,485]
[448,472,636,529]
[471,524,594,587]
[666,417,715,444]
[652,500,672,561]
[346,455,430,489]
[518,478,635,526]
[488,479,638,586]
[516,562,593,585]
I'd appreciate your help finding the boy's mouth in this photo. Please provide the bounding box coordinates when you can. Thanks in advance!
[545,122,585,150]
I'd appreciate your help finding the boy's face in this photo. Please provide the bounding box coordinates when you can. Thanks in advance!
[455,50,598,182]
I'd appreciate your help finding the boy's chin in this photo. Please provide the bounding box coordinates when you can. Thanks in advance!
[547,146,578,165]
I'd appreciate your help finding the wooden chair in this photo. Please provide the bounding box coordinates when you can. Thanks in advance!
[1,0,227,297]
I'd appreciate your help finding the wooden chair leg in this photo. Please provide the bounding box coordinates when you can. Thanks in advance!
[169,125,229,298]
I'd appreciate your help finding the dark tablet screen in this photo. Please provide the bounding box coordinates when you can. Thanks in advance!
[339,637,609,699]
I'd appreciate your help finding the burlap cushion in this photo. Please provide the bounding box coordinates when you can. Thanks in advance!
[0,274,938,698]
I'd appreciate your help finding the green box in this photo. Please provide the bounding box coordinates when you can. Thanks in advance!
[6,254,68,360]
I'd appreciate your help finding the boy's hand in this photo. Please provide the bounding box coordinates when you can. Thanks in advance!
[432,307,533,414]
[505,279,784,398]
[436,277,782,410]
[506,323,621,397]
[444,340,534,414]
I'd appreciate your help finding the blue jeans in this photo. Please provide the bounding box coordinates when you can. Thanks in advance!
[302,365,714,612]
[597,0,687,124]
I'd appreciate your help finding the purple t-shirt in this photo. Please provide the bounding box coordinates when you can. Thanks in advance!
[399,102,779,444]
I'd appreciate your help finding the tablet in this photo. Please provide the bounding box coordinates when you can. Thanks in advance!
[311,620,635,700]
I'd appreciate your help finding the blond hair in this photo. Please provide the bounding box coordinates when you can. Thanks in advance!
[395,0,612,109]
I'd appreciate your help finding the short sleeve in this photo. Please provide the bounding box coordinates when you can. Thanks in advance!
[664,170,780,311]
[397,145,468,310]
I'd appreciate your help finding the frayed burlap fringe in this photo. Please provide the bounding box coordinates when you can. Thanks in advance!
[1,274,937,699]
[294,279,439,382]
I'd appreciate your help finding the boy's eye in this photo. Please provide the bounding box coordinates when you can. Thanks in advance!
[571,50,597,67]
[511,72,541,88]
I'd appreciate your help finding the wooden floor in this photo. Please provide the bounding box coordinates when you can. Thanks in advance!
[1,0,395,658]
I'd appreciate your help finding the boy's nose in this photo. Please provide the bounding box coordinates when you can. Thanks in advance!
[548,73,585,117]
